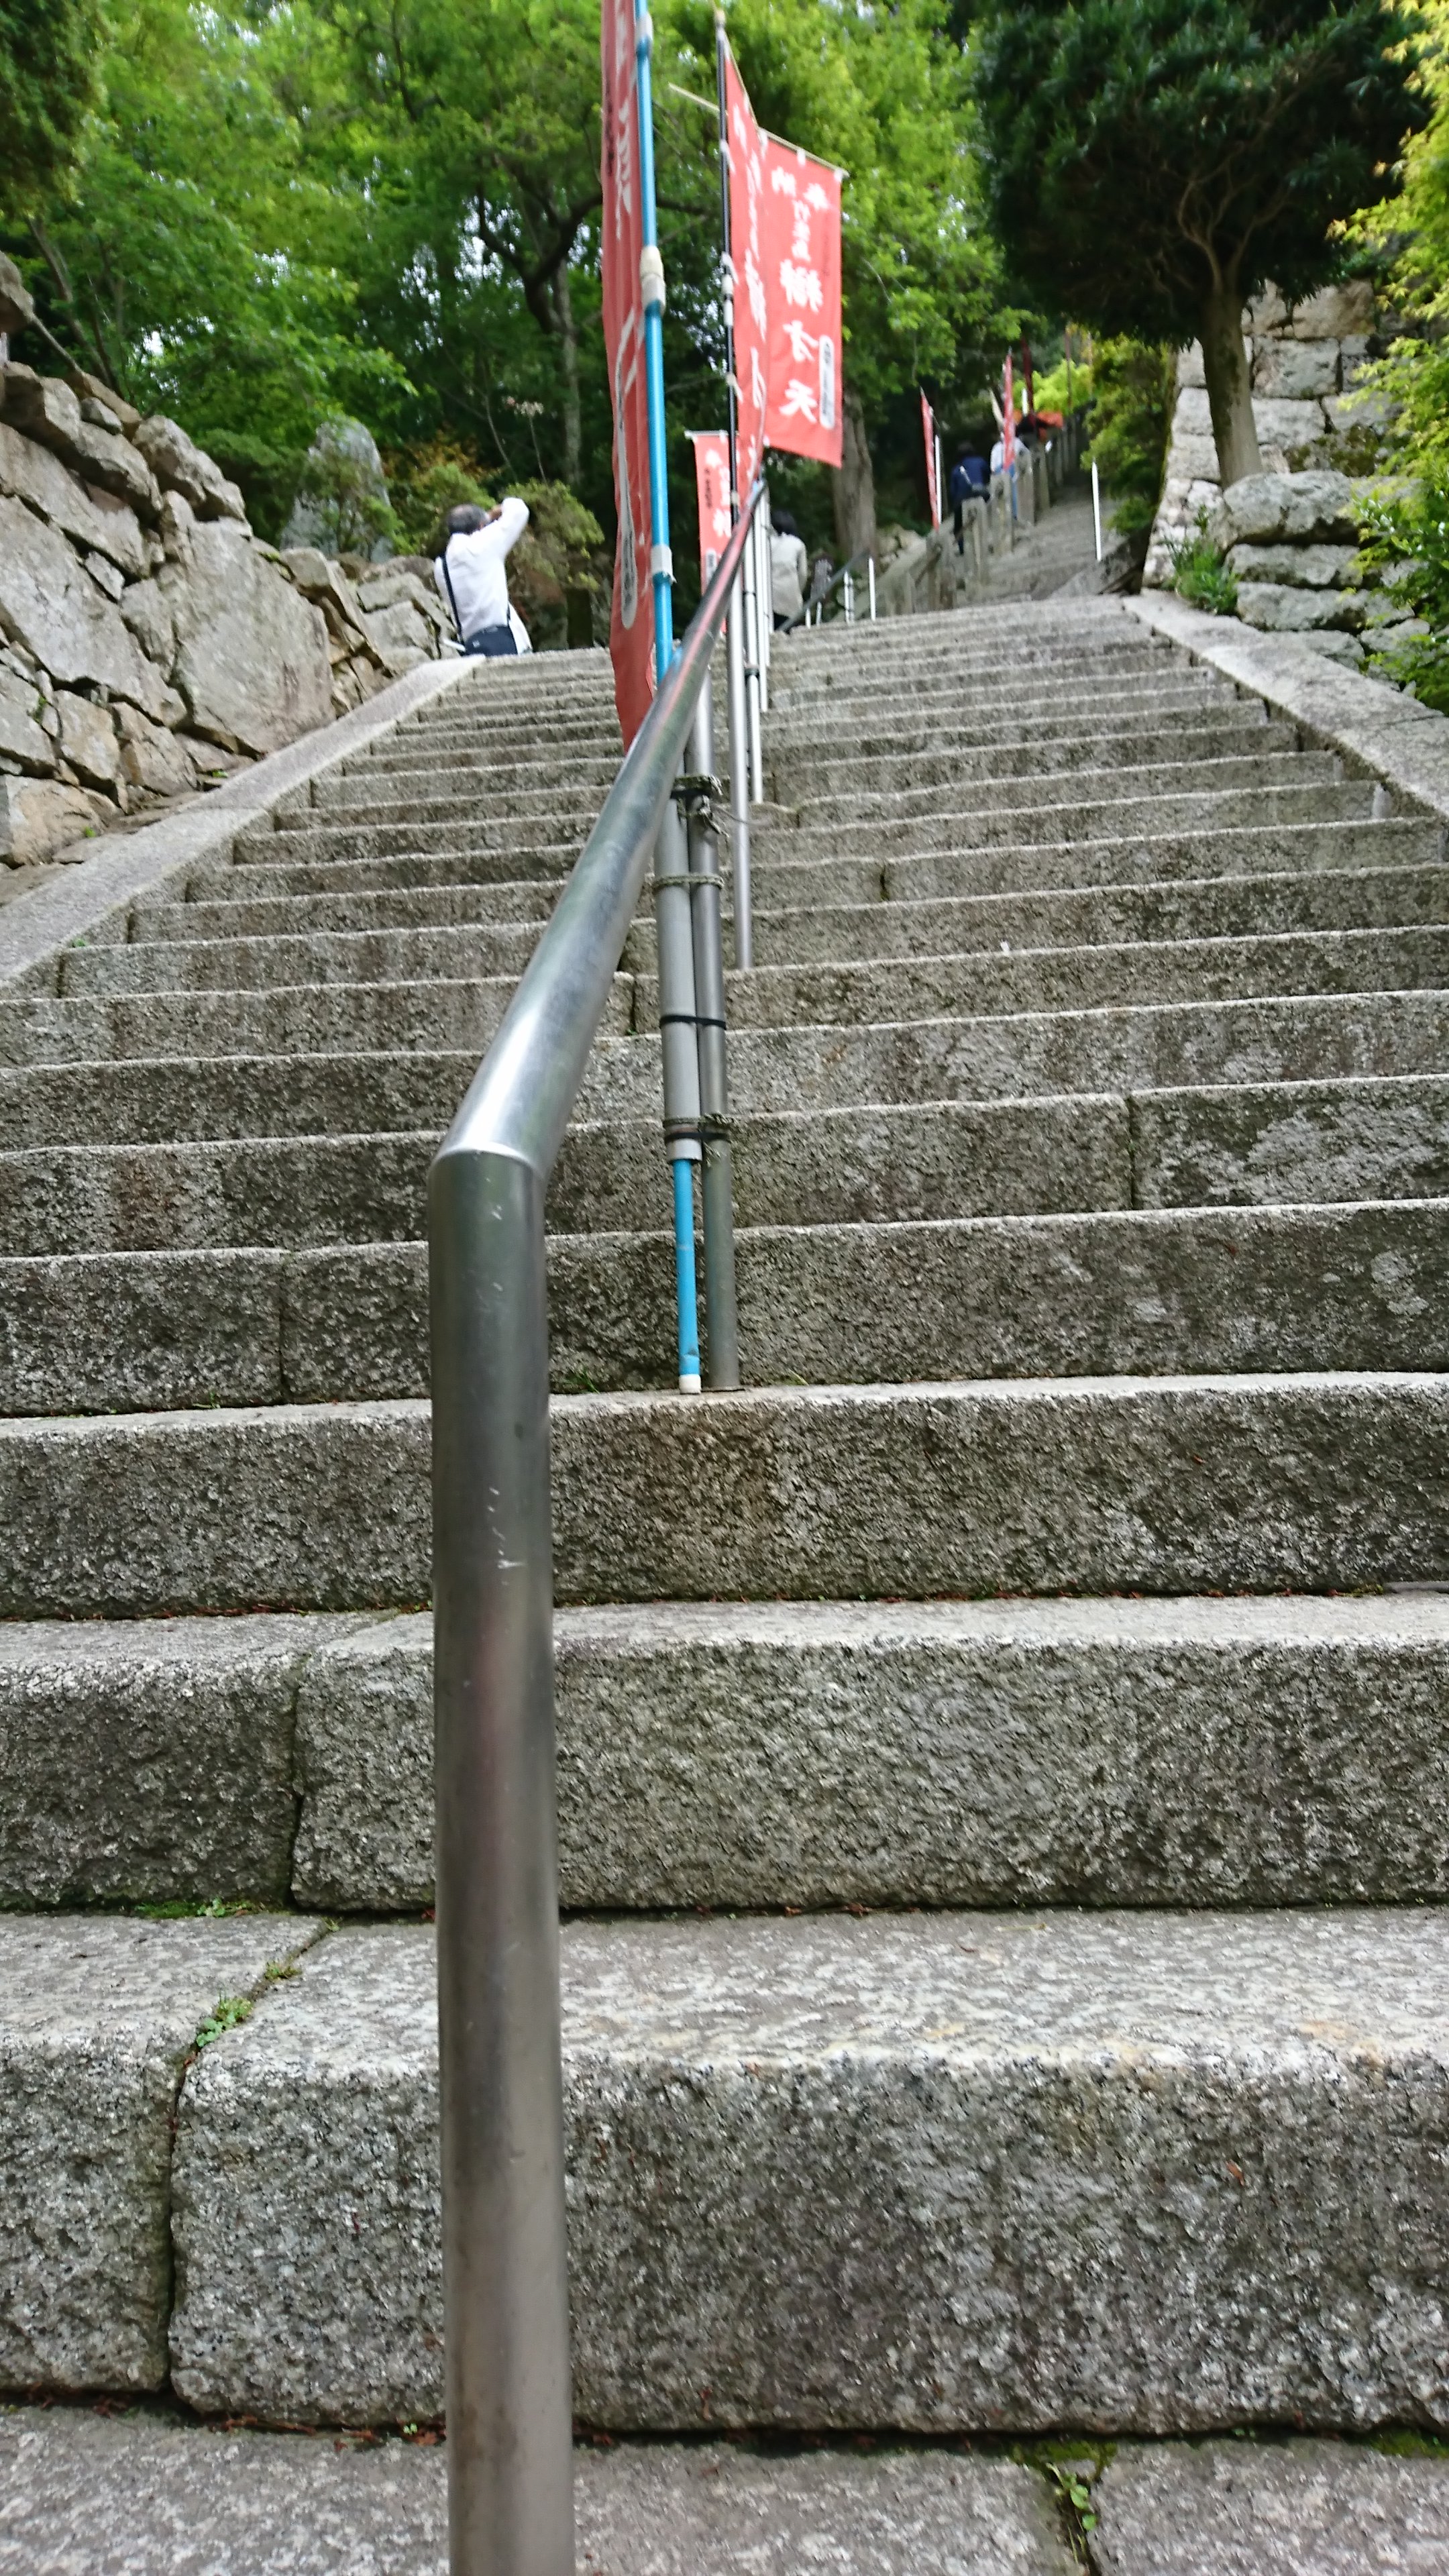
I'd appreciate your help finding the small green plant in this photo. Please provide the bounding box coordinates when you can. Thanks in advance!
[1356,480,1449,713]
[1083,336,1177,536]
[1167,510,1239,616]
[194,1994,254,2050]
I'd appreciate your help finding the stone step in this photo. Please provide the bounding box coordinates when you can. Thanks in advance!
[10,1591,1448,1915]
[769,715,1297,795]
[0,1372,1444,1617]
[125,855,1446,964]
[5,1048,1445,1248]
[763,676,1236,739]
[752,863,1448,967]
[658,924,1449,1032]
[767,782,1375,861]
[5,1195,1446,1415]
[0,2408,1077,2576]
[151,1904,1449,2428]
[783,749,1342,827]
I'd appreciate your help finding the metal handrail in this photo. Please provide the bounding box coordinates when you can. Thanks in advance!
[428,485,763,2576]
[786,543,875,631]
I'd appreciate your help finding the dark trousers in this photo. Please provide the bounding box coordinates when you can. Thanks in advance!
[463,624,518,657]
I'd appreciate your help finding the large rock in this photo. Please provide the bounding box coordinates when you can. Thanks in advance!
[54,691,121,790]
[0,256,34,341]
[66,368,142,433]
[1209,470,1360,549]
[0,777,107,867]
[1225,540,1358,589]
[282,417,392,561]
[0,667,54,774]
[117,578,176,674]
[115,705,195,798]
[358,597,434,676]
[0,367,160,518]
[1252,338,1340,400]
[1233,580,1362,634]
[0,423,146,580]
[0,496,180,724]
[160,519,332,755]
[133,416,247,523]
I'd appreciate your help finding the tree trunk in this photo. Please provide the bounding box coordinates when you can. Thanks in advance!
[1199,274,1261,489]
[833,378,878,562]
[551,265,582,490]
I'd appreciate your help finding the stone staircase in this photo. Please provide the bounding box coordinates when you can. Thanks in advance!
[2,599,1448,2566]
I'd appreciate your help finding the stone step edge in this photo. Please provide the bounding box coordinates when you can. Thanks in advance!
[0,658,478,1000]
[5,1591,1448,1917]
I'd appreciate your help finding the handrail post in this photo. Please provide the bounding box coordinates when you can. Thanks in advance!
[684,675,740,1390]
[741,517,765,804]
[755,504,771,714]
[652,792,704,1392]
[867,555,877,621]
[431,1146,573,2576]
[725,570,753,967]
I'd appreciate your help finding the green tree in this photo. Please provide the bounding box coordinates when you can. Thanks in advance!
[1350,0,1449,478]
[1084,336,1176,535]
[971,1,1428,488]
[0,0,107,216]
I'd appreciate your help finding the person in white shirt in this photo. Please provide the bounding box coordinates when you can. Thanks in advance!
[435,498,532,656]
[767,510,810,630]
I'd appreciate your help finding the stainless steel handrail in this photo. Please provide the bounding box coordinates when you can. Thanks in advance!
[428,486,763,2576]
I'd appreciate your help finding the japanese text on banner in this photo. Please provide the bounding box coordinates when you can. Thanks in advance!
[761,142,843,468]
[723,43,768,496]
[689,433,731,584]
[600,0,655,746]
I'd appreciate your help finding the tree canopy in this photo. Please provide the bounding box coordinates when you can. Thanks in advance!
[971,0,1428,484]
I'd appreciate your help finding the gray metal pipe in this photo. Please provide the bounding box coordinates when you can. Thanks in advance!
[685,676,739,1391]
[429,482,761,2576]
[724,574,753,967]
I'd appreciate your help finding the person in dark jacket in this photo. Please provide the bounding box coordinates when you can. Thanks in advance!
[947,447,987,552]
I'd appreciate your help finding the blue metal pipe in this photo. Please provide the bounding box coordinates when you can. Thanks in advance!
[672,1156,702,1392]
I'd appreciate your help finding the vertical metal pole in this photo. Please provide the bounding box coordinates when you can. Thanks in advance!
[1091,458,1104,562]
[634,0,674,684]
[742,515,764,804]
[686,676,740,1391]
[755,500,771,712]
[843,566,854,623]
[431,1148,574,2576]
[653,792,703,1392]
[725,574,753,967]
[867,556,877,621]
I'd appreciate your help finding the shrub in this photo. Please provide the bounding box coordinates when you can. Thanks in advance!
[1084,337,1176,536]
[1167,510,1239,616]
[1356,482,1449,712]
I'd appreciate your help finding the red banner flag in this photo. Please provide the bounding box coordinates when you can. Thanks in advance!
[688,431,731,584]
[600,0,654,745]
[723,44,768,498]
[1002,352,1017,471]
[921,388,941,529]
[760,140,843,468]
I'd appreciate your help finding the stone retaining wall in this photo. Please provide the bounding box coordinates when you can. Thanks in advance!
[1144,281,1388,588]
[0,352,451,871]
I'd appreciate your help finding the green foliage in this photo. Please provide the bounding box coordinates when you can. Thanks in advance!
[0,0,107,215]
[1347,0,1449,481]
[290,418,402,556]
[1167,508,1240,615]
[386,436,493,556]
[1357,479,1449,708]
[971,1,1428,339]
[194,1994,254,2049]
[1083,336,1176,534]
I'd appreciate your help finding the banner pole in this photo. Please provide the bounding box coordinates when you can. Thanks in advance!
[714,9,753,957]
[635,0,674,685]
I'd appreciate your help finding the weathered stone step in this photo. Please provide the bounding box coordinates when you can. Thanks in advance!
[0,2408,1074,2575]
[660,924,1449,1032]
[136,879,566,945]
[753,863,1448,967]
[763,675,1235,740]
[769,782,1375,861]
[0,1912,323,2394]
[13,1589,1446,1915]
[0,1372,1444,1617]
[881,817,1442,900]
[765,682,1245,753]
[5,1058,1444,1253]
[7,1195,1445,1414]
[283,785,608,837]
[58,918,546,996]
[162,1906,1449,2429]
[232,816,582,871]
[771,714,1297,796]
[0,971,584,1071]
